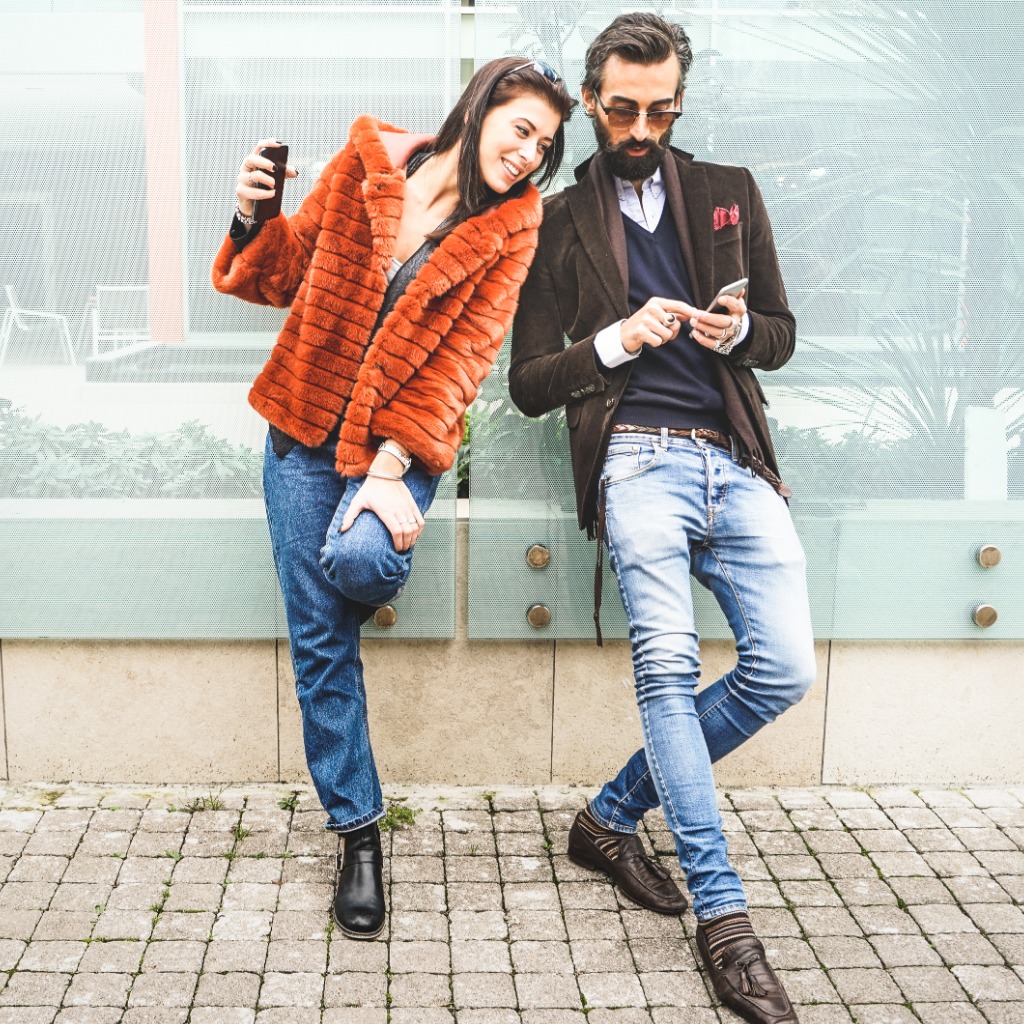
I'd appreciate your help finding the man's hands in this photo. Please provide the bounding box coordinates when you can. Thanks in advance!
[620,298,692,354]
[339,445,424,551]
[620,294,747,354]
[689,292,746,352]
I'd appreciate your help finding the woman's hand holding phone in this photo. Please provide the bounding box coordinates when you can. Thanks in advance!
[235,139,298,220]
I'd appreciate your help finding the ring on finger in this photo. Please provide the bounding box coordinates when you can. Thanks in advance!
[663,313,677,327]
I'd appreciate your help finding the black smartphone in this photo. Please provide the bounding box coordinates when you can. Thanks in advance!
[253,143,289,223]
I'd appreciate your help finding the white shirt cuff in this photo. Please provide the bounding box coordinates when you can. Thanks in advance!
[594,321,639,368]
[735,312,751,345]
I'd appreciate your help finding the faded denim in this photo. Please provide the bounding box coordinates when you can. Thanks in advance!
[589,432,815,920]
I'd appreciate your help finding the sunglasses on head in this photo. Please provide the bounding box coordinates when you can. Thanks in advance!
[594,94,682,130]
[504,60,564,86]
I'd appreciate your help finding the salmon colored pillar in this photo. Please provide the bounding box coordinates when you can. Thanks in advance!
[143,0,184,344]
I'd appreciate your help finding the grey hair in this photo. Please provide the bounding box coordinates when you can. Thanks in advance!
[582,12,693,97]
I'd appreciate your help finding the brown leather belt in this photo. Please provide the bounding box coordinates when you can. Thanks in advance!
[611,424,731,450]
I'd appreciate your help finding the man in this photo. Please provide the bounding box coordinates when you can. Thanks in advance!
[509,13,815,1024]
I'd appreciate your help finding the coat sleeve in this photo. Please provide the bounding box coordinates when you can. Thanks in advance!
[210,143,352,308]
[508,225,611,418]
[728,170,796,372]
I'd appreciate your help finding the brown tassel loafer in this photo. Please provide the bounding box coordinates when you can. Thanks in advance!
[567,809,688,914]
[696,928,799,1024]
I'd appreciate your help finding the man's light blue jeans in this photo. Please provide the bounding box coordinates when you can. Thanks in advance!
[262,433,441,833]
[589,431,816,921]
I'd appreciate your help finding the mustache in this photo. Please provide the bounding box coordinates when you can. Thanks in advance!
[612,138,656,153]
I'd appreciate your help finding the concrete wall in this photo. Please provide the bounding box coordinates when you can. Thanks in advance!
[2,525,1021,786]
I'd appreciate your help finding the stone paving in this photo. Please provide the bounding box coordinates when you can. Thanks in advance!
[1,783,1024,1024]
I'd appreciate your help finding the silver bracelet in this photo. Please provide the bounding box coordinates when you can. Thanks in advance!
[365,470,404,482]
[377,440,412,473]
[235,204,257,229]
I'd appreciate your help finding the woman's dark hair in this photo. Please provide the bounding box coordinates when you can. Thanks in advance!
[431,56,575,234]
[582,13,693,98]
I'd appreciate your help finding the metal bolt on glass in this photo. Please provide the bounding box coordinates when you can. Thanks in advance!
[977,545,1001,569]
[526,604,551,628]
[373,605,398,628]
[526,544,551,569]
[972,604,998,628]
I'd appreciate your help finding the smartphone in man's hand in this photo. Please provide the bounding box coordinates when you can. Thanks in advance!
[704,277,748,312]
[253,143,289,223]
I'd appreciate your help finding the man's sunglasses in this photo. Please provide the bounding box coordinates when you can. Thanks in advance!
[594,94,682,130]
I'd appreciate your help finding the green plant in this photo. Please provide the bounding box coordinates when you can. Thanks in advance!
[184,791,225,813]
[465,386,573,505]
[379,802,417,833]
[773,421,958,501]
[0,399,263,499]
[278,792,300,812]
[231,825,252,842]
[662,3,1024,503]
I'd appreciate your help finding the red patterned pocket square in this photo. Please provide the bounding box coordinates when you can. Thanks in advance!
[714,204,740,230]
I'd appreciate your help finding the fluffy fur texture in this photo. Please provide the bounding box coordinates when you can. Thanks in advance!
[212,116,542,475]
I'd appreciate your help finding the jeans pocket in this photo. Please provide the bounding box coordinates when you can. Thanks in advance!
[602,440,661,486]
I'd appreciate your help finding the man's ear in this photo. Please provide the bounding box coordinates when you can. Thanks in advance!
[581,86,595,118]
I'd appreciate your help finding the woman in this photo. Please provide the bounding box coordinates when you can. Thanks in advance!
[212,58,574,939]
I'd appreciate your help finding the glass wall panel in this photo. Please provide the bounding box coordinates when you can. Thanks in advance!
[4,0,1020,641]
[1,0,459,639]
[468,0,1023,639]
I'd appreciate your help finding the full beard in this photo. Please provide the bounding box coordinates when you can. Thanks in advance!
[595,116,673,182]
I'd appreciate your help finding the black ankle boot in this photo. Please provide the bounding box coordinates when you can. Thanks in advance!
[333,822,385,940]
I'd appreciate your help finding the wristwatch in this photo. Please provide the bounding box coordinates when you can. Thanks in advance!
[377,440,412,474]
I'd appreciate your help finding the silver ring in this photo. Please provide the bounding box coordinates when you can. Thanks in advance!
[718,327,730,341]
[663,313,676,327]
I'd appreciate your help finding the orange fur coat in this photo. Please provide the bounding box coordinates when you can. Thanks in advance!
[212,116,542,475]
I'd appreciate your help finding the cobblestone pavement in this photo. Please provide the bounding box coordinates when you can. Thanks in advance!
[1,783,1024,1024]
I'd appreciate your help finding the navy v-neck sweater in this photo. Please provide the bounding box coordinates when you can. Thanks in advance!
[615,211,728,433]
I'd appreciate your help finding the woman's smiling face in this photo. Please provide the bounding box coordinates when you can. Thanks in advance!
[476,92,562,193]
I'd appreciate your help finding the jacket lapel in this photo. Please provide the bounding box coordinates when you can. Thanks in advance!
[566,173,630,321]
[666,152,713,308]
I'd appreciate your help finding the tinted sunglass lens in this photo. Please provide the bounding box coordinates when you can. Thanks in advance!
[534,61,561,83]
[608,110,639,128]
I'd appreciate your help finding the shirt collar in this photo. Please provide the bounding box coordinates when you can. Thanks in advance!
[613,165,665,201]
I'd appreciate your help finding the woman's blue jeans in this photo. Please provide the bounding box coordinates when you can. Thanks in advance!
[262,433,441,832]
[589,432,816,921]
